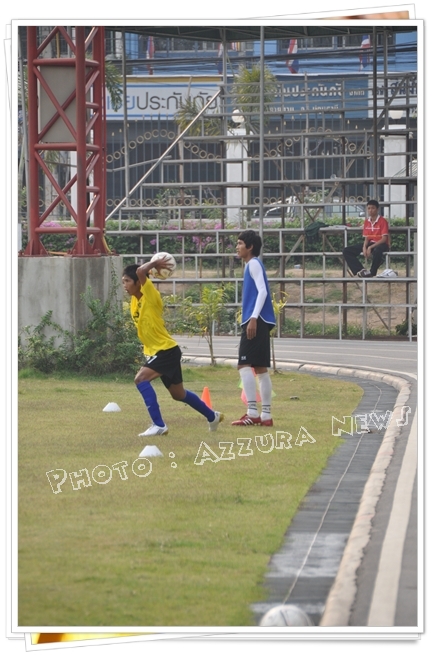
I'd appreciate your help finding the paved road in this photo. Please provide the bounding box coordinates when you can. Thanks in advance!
[177,336,419,632]
[178,335,418,378]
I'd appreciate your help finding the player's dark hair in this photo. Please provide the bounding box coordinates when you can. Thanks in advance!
[122,264,139,282]
[367,199,379,209]
[238,229,262,257]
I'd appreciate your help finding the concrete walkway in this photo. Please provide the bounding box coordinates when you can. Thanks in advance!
[176,336,419,632]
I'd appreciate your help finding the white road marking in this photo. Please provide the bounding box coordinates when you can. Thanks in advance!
[367,408,418,626]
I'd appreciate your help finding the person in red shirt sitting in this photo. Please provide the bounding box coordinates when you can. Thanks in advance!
[343,200,390,277]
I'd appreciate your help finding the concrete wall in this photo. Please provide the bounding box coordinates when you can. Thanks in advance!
[18,256,124,337]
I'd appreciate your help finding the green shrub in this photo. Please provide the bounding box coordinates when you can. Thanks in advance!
[18,269,142,375]
[18,311,65,373]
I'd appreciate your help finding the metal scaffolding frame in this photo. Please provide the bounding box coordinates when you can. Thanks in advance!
[22,26,110,256]
[17,25,418,339]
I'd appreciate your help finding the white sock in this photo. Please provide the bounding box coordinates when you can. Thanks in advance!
[258,372,272,420]
[239,367,259,417]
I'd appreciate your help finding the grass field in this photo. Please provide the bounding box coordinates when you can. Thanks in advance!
[18,365,363,628]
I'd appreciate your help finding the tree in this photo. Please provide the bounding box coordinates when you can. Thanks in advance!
[231,64,278,133]
[174,93,223,212]
[189,286,228,365]
[174,96,222,137]
[105,61,123,112]
[173,65,279,223]
[231,65,280,221]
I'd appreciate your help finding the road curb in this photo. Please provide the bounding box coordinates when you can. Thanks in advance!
[284,361,413,626]
[312,367,413,627]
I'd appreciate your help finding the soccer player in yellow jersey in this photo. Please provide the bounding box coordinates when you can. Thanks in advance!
[122,259,224,436]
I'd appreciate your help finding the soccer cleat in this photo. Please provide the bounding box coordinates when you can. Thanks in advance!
[138,424,169,437]
[231,414,262,426]
[260,418,274,427]
[208,411,225,432]
[357,269,372,278]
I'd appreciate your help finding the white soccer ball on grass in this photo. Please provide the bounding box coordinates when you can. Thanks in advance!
[259,604,313,627]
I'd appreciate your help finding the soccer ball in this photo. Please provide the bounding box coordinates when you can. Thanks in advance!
[259,604,313,627]
[150,252,177,280]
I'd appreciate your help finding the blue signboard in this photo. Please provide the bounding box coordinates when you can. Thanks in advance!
[273,75,370,119]
[106,73,416,122]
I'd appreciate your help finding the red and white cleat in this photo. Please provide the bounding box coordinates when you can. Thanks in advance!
[231,414,262,426]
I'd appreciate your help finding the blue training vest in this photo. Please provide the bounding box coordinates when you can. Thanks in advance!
[241,258,276,326]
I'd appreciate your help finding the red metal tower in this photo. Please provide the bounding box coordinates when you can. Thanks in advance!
[23,26,111,256]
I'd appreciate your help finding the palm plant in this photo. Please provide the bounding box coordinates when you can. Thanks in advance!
[231,64,278,132]
[105,61,123,112]
[174,96,222,137]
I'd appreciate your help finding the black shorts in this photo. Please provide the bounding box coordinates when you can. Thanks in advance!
[238,318,274,368]
[142,346,183,388]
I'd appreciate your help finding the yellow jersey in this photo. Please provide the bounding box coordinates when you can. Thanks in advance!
[130,278,178,356]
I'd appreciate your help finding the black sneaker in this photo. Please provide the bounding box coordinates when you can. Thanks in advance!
[357,269,372,278]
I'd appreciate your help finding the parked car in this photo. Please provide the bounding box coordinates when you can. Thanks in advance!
[252,199,365,221]
[253,196,298,219]
[325,204,365,219]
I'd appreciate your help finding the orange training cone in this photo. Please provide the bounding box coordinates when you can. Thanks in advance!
[201,386,212,408]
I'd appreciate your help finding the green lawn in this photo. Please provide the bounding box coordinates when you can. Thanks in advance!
[18,366,362,628]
